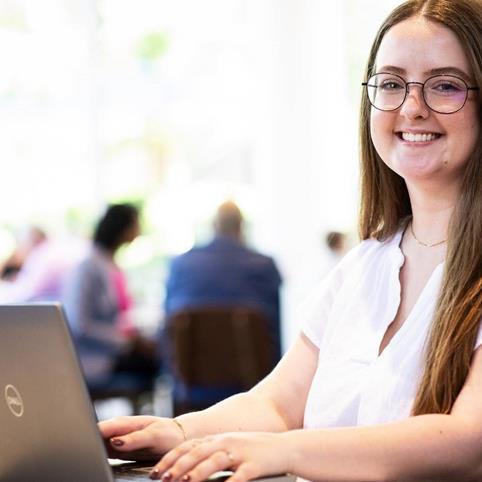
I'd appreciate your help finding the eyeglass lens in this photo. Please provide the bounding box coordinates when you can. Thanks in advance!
[366,73,469,113]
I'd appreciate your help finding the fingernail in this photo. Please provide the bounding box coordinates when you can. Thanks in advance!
[111,438,124,447]
[161,471,172,481]
[181,475,191,482]
[149,468,160,479]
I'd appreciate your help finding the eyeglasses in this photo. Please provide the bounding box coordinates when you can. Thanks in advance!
[362,72,479,114]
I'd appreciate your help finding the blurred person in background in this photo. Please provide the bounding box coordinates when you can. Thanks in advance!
[323,230,348,274]
[0,225,85,302]
[62,203,160,393]
[0,225,46,280]
[296,230,349,297]
[163,200,283,361]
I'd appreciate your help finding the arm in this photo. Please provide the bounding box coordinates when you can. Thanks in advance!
[149,346,482,482]
[176,332,318,435]
[286,345,482,481]
[98,333,318,457]
[65,262,125,347]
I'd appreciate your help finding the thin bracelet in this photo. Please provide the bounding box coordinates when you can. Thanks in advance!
[173,418,187,441]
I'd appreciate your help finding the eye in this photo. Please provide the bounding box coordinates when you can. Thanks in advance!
[380,81,403,90]
[377,77,404,92]
[428,76,466,94]
[433,82,462,91]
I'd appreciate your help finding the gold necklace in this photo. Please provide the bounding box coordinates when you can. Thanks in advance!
[409,222,447,248]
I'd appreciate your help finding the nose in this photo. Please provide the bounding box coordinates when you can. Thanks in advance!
[399,82,430,119]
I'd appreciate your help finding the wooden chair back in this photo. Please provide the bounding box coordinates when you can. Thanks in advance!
[166,306,276,394]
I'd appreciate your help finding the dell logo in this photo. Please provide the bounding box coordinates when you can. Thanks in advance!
[5,384,24,417]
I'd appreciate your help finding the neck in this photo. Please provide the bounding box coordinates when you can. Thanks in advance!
[96,244,117,260]
[216,233,242,243]
[406,185,456,246]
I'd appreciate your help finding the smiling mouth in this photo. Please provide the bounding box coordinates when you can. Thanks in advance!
[397,132,442,142]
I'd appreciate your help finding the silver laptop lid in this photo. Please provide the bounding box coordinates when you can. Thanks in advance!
[0,303,114,482]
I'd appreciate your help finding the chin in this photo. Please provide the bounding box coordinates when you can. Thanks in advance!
[385,161,444,183]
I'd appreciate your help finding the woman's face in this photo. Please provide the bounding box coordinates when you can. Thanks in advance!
[123,217,140,244]
[370,17,480,190]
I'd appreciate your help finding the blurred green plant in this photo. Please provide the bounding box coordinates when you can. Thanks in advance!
[135,31,169,61]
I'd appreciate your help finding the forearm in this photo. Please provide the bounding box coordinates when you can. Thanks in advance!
[285,414,482,482]
[174,335,316,439]
[82,317,126,346]
[176,390,290,439]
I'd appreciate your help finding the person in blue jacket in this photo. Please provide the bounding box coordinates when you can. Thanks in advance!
[164,200,282,361]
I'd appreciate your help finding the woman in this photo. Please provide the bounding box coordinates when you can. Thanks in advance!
[100,1,482,480]
[63,203,157,390]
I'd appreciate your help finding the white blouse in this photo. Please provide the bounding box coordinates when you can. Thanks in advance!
[301,229,482,429]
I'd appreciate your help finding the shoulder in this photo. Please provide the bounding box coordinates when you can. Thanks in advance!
[168,244,209,269]
[241,246,280,271]
[337,231,403,272]
[245,246,275,261]
[306,231,403,298]
[299,233,403,346]
[233,240,274,261]
[76,248,112,277]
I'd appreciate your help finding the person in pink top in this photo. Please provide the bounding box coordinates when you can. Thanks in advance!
[63,203,159,390]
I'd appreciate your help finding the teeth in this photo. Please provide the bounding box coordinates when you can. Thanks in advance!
[401,132,438,142]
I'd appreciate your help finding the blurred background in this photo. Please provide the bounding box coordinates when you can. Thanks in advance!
[0,0,401,350]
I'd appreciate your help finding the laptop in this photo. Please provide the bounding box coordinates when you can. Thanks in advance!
[0,304,294,482]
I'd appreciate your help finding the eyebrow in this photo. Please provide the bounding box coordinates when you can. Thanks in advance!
[376,65,473,82]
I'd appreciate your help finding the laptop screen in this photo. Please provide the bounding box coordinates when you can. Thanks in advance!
[0,304,115,482]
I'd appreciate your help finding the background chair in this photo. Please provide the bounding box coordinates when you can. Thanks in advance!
[165,306,277,415]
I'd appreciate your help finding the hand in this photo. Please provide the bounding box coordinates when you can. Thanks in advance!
[98,416,185,461]
[130,334,158,357]
[148,432,291,482]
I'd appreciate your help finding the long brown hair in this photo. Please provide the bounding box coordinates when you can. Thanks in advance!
[359,0,482,415]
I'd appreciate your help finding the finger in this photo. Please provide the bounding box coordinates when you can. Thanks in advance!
[180,450,237,482]
[109,423,168,453]
[152,439,205,475]
[99,416,159,439]
[104,443,161,461]
[149,440,213,479]
[226,463,257,482]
